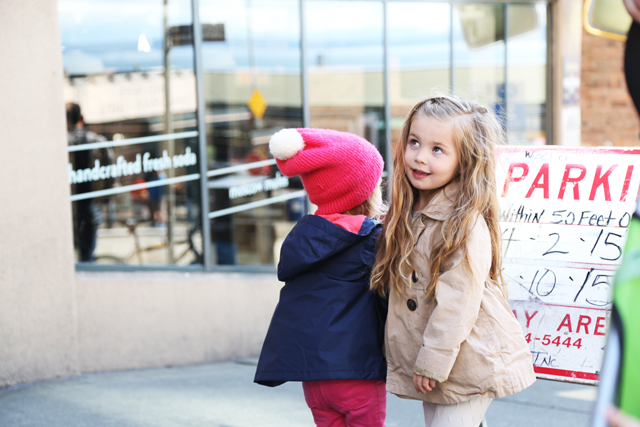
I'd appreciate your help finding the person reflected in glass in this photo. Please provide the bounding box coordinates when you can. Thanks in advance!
[66,102,114,262]
[130,178,148,223]
[146,170,166,227]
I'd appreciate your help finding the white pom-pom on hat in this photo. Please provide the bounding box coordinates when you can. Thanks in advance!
[269,128,305,160]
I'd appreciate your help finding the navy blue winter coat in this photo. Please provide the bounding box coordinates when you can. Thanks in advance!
[254,214,387,387]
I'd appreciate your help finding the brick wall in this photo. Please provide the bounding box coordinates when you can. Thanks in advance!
[581,28,640,146]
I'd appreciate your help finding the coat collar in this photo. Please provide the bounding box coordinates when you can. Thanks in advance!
[417,178,462,222]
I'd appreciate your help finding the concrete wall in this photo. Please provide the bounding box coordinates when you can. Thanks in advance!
[76,272,281,373]
[0,0,80,387]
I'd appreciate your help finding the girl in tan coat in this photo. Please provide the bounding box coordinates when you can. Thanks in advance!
[371,96,536,426]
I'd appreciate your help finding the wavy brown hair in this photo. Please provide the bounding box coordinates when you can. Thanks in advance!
[370,95,505,299]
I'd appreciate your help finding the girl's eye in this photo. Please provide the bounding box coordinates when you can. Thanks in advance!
[410,139,419,147]
[433,146,443,154]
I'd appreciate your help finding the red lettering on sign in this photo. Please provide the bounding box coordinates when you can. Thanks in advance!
[502,163,529,197]
[594,317,607,336]
[589,165,617,201]
[556,314,573,332]
[512,310,518,319]
[525,310,538,328]
[557,164,587,200]
[577,315,592,334]
[620,165,634,202]
[525,163,550,199]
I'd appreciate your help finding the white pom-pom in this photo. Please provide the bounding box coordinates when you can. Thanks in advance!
[269,129,305,160]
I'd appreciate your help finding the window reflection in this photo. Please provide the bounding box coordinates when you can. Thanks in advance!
[306,1,386,156]
[201,0,303,266]
[506,4,548,145]
[388,2,452,144]
[60,0,202,266]
[453,3,506,119]
[452,3,548,144]
[59,0,551,270]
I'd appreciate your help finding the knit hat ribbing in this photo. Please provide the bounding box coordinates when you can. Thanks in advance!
[269,128,384,215]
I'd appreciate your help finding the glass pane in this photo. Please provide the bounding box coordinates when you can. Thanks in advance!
[87,178,202,266]
[453,3,506,120]
[388,2,451,144]
[506,3,548,145]
[209,191,307,266]
[305,1,386,157]
[200,0,303,266]
[60,0,202,266]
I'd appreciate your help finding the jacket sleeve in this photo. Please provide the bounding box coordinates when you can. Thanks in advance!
[413,216,492,383]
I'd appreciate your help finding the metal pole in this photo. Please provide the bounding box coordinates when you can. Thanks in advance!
[382,0,392,179]
[450,1,455,95]
[164,1,171,137]
[191,0,212,270]
[247,0,256,89]
[546,3,554,146]
[164,0,175,263]
[247,0,263,129]
[300,0,310,128]
[298,0,312,212]
[503,3,509,138]
[299,0,312,214]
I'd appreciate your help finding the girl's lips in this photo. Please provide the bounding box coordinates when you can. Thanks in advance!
[412,168,430,178]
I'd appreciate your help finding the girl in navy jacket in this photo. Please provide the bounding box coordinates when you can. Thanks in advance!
[254,128,387,427]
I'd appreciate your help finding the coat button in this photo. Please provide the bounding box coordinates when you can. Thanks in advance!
[412,271,418,282]
[407,299,417,311]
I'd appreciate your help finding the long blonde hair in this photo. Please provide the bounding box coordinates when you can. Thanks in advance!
[370,95,505,299]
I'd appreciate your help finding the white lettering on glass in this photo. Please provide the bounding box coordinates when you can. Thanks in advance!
[68,147,197,184]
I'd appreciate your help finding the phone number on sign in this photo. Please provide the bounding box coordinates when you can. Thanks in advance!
[525,333,583,348]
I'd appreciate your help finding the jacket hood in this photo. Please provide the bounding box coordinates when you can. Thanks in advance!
[277,214,380,282]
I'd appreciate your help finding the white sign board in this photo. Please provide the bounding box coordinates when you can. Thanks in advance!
[498,146,640,384]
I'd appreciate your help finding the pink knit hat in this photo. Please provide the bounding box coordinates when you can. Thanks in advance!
[269,128,384,215]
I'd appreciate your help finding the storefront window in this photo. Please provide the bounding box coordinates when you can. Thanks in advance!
[200,0,303,267]
[506,3,549,145]
[387,2,548,146]
[306,1,386,157]
[60,0,203,266]
[59,0,551,271]
[453,3,507,120]
[388,2,452,144]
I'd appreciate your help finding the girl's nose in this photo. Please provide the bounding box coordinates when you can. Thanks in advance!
[415,150,428,165]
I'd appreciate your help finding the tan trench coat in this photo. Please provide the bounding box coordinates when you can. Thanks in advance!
[385,180,536,404]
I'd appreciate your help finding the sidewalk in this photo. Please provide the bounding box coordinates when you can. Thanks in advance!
[0,358,595,427]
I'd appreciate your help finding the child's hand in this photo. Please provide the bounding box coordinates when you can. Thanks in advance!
[413,373,436,394]
[607,406,640,427]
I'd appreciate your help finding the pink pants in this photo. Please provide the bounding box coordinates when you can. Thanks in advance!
[302,380,386,427]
